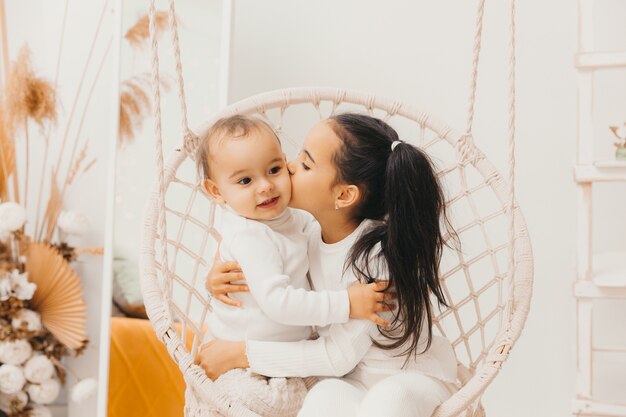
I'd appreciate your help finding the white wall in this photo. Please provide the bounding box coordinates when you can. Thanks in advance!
[228,1,626,416]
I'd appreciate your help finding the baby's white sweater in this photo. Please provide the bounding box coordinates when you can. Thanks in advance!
[246,220,458,384]
[206,207,350,343]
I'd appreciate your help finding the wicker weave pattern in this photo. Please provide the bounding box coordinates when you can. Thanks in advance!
[140,88,533,417]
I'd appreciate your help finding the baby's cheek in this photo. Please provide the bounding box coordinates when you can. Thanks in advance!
[281,172,293,193]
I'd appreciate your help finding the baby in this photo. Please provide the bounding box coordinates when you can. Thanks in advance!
[197,115,388,344]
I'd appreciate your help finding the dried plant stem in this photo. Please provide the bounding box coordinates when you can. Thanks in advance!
[34,133,50,235]
[38,0,108,241]
[0,0,18,204]
[59,37,111,204]
[52,0,108,190]
[66,142,87,186]
[75,247,103,256]
[0,143,9,200]
[34,0,69,236]
[41,170,62,243]
[0,0,9,85]
[0,111,13,201]
[23,118,29,209]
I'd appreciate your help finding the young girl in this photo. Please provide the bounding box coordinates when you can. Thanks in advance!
[197,113,458,417]
[197,115,391,344]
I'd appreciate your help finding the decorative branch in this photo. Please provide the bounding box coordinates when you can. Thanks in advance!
[34,0,69,237]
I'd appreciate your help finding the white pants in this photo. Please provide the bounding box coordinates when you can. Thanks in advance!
[298,369,453,417]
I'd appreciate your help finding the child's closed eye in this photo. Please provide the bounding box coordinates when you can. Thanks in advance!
[301,163,310,171]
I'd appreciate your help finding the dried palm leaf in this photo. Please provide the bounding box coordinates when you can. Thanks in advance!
[124,11,169,50]
[25,242,87,350]
[4,45,57,132]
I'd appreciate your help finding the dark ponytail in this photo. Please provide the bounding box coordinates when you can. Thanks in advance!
[330,113,452,359]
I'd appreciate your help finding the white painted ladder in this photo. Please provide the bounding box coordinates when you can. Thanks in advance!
[573,1,626,416]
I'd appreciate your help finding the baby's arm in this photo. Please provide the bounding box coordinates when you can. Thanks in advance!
[227,229,391,327]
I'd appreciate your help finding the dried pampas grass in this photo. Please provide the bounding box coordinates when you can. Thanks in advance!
[5,45,57,132]
[119,73,170,145]
[124,11,169,50]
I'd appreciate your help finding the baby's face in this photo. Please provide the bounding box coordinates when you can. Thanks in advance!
[204,127,291,220]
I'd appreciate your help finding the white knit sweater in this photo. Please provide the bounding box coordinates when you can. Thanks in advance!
[206,207,350,343]
[246,220,458,384]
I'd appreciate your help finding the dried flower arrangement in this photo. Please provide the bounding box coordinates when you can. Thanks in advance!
[0,2,105,416]
[0,6,174,415]
[609,123,626,161]
[119,11,171,146]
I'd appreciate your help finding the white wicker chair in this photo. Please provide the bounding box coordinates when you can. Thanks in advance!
[140,2,532,417]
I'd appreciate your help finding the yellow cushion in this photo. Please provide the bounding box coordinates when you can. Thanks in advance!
[108,317,188,417]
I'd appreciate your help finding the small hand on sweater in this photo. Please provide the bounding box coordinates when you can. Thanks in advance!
[206,260,248,307]
[195,340,249,380]
[348,281,396,327]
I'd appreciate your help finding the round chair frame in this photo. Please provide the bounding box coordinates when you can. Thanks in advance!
[140,87,534,417]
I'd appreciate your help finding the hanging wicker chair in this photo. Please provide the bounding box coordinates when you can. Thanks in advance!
[139,1,533,416]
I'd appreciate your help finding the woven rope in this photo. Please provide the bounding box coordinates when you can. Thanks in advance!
[165,0,198,159]
[465,0,485,135]
[505,0,517,326]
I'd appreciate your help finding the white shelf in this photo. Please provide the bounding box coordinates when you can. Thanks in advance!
[575,281,626,299]
[593,252,626,287]
[594,159,626,168]
[575,52,626,69]
[572,399,626,417]
[575,164,626,182]
[574,252,626,299]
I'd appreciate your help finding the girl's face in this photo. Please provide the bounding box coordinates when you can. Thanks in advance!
[287,120,342,218]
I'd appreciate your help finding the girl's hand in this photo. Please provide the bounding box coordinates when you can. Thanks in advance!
[194,340,249,380]
[348,281,396,327]
[206,260,248,307]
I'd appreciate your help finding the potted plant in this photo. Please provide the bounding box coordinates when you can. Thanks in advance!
[609,123,626,161]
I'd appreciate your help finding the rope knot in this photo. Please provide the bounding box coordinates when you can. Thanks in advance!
[183,129,200,160]
[456,133,481,166]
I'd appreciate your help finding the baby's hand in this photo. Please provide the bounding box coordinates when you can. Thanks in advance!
[347,281,396,327]
[206,260,248,307]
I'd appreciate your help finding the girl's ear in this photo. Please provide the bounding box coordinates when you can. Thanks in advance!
[203,179,226,204]
[334,184,360,210]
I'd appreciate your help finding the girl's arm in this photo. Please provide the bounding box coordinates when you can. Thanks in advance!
[195,319,377,380]
[247,319,376,377]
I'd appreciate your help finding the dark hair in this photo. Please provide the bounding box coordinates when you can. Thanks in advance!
[196,115,277,180]
[330,113,454,359]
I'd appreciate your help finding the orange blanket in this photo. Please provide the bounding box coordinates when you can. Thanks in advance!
[108,317,187,417]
